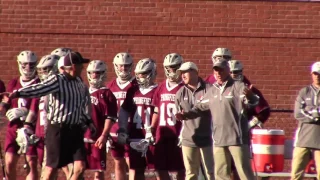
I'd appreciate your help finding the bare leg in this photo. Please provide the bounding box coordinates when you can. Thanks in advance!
[25,155,38,180]
[70,160,86,180]
[5,152,19,180]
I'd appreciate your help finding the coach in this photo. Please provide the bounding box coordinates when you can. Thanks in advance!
[175,62,214,180]
[2,52,95,180]
[176,59,258,180]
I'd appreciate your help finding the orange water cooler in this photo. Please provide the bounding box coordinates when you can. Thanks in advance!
[251,129,285,172]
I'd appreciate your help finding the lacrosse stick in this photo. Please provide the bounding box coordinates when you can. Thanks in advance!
[130,139,150,157]
[0,143,6,180]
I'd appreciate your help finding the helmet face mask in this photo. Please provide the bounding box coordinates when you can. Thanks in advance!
[135,58,156,88]
[37,66,54,81]
[17,51,37,79]
[113,53,133,81]
[37,55,60,81]
[87,60,107,88]
[228,60,244,81]
[163,53,183,82]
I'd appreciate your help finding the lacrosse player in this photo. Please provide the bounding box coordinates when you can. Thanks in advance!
[106,52,137,180]
[227,60,271,180]
[117,58,158,180]
[228,60,270,130]
[3,51,40,180]
[291,62,320,180]
[150,53,185,180]
[83,60,117,180]
[205,48,232,84]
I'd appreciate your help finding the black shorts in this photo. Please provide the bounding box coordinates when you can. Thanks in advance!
[45,123,86,168]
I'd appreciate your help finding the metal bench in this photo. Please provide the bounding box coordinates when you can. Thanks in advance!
[254,139,317,180]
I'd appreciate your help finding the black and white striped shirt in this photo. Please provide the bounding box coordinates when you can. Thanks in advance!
[17,74,91,125]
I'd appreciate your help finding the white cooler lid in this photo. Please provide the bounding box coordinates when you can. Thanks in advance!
[252,129,285,135]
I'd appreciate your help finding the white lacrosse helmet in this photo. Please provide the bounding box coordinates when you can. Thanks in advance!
[17,50,37,79]
[163,53,184,81]
[86,60,107,88]
[134,58,157,88]
[212,48,232,62]
[228,60,244,81]
[51,48,73,70]
[130,139,150,157]
[113,52,133,80]
[50,47,73,57]
[37,55,60,81]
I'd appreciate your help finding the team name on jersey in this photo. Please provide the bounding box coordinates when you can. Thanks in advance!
[113,92,127,99]
[160,94,175,102]
[133,97,152,105]
[91,96,99,105]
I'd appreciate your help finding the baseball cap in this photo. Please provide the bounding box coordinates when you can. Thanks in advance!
[311,62,320,74]
[176,62,198,75]
[213,59,229,69]
[58,52,90,68]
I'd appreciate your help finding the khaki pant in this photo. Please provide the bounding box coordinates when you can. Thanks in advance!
[291,147,320,180]
[182,145,214,180]
[214,145,254,180]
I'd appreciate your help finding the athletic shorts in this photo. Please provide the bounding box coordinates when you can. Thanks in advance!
[45,123,86,168]
[85,143,107,171]
[153,137,185,171]
[109,136,129,159]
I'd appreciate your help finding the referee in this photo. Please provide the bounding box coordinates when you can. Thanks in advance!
[2,51,96,180]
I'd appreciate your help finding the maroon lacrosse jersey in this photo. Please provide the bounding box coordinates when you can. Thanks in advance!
[7,77,40,122]
[5,76,39,155]
[243,76,270,123]
[106,77,137,137]
[205,74,216,84]
[152,80,183,139]
[121,85,158,139]
[84,87,118,139]
[29,97,48,138]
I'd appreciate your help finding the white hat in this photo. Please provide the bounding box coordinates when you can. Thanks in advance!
[176,62,198,75]
[311,62,320,74]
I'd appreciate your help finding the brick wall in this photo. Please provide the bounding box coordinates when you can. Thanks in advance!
[1,0,320,179]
